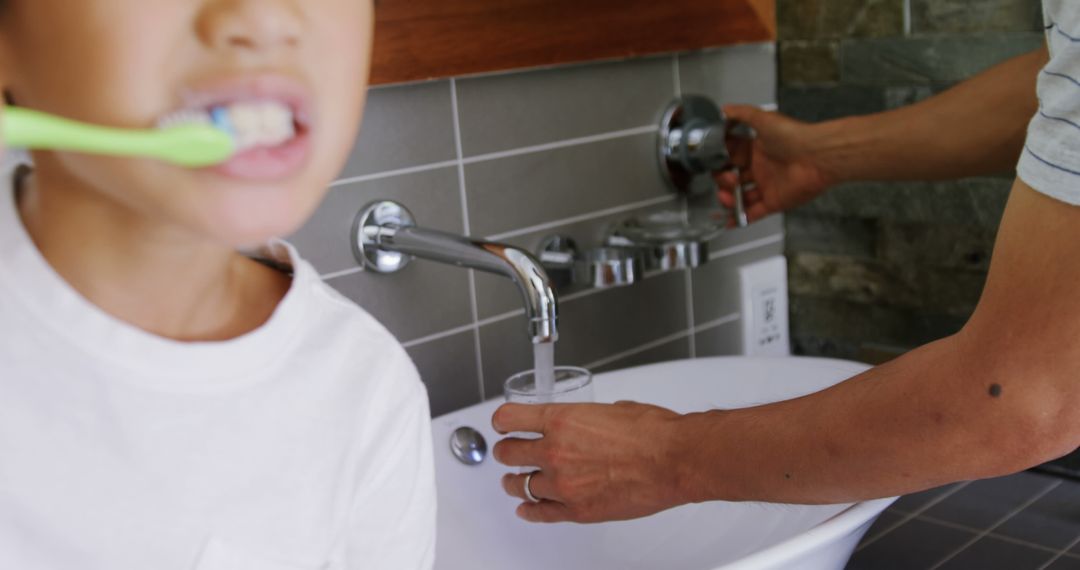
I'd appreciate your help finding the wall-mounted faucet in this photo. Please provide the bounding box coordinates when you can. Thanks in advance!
[659,95,755,228]
[537,235,643,290]
[352,201,558,344]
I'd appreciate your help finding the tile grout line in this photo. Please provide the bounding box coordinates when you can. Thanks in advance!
[897,512,1069,555]
[708,233,786,261]
[403,310,740,382]
[401,322,478,349]
[583,329,694,371]
[329,159,461,188]
[400,304,742,355]
[450,78,487,401]
[927,479,1063,570]
[483,195,677,242]
[856,482,972,551]
[1038,527,1080,569]
[903,0,913,36]
[320,267,364,281]
[681,199,697,358]
[328,125,658,189]
[467,271,486,401]
[684,269,697,358]
[461,125,658,166]
[582,312,741,381]
[673,53,683,98]
[693,313,741,335]
[328,105,777,193]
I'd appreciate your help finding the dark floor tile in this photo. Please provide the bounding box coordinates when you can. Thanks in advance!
[923,471,1059,529]
[1047,555,1080,570]
[861,511,906,545]
[995,480,1080,549]
[845,518,976,570]
[891,482,966,513]
[937,536,1055,570]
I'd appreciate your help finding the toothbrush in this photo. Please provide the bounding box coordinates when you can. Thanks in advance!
[1,106,235,168]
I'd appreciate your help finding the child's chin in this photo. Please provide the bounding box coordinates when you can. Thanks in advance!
[197,185,321,246]
[198,207,308,249]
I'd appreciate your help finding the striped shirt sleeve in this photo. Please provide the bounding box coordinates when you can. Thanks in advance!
[1018,1,1080,205]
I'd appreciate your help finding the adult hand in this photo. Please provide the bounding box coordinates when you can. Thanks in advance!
[491,401,691,524]
[716,105,834,225]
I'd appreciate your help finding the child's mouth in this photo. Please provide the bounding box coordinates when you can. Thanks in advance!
[160,78,315,181]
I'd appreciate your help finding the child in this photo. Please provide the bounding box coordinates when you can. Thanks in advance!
[0,1,436,568]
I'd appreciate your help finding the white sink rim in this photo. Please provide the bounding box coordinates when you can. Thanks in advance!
[717,497,894,569]
[432,356,897,570]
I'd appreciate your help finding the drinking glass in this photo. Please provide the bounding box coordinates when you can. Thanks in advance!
[503,366,593,473]
[504,366,594,406]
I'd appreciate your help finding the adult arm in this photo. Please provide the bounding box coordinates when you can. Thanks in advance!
[492,178,1080,521]
[718,47,1048,223]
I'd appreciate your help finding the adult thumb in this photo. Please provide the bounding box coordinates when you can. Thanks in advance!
[723,104,764,127]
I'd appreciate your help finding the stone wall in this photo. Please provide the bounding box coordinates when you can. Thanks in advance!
[778,0,1045,363]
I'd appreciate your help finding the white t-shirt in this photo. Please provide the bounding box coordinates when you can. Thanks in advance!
[1018,1,1080,205]
[0,166,436,570]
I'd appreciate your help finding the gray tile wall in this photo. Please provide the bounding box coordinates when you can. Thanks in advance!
[291,46,782,417]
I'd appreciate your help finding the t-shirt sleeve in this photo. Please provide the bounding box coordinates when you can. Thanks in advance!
[343,365,436,570]
[1018,10,1080,205]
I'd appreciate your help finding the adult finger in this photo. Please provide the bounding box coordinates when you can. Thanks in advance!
[746,202,773,223]
[516,501,576,524]
[723,104,764,127]
[717,190,735,208]
[491,403,556,434]
[493,436,546,467]
[501,471,561,502]
[713,170,740,189]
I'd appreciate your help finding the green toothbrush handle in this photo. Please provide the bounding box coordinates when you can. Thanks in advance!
[2,106,234,168]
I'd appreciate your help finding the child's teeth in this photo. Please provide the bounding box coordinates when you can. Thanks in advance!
[228,104,261,150]
[223,101,296,152]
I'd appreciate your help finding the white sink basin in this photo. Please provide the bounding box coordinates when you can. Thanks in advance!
[432,356,896,570]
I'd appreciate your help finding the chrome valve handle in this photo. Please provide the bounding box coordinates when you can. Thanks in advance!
[658,95,756,227]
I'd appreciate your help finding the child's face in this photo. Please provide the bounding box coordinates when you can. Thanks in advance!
[0,0,373,247]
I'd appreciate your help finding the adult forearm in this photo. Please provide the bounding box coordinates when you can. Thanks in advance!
[673,331,1070,505]
[809,48,1046,185]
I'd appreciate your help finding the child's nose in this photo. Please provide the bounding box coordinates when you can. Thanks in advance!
[198,0,303,53]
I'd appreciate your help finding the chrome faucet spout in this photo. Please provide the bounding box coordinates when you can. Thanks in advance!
[383,226,558,343]
[353,201,558,344]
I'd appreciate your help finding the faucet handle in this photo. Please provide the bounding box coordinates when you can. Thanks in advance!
[659,95,756,228]
[537,235,579,289]
[537,235,642,290]
[352,200,417,273]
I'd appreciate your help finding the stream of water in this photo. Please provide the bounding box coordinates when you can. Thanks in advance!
[533,342,556,399]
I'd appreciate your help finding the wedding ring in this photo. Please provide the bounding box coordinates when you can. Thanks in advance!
[524,471,542,504]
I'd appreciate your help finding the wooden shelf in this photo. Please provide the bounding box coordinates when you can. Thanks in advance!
[372,0,776,85]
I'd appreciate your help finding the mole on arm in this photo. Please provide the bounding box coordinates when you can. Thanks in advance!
[988,383,1003,398]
